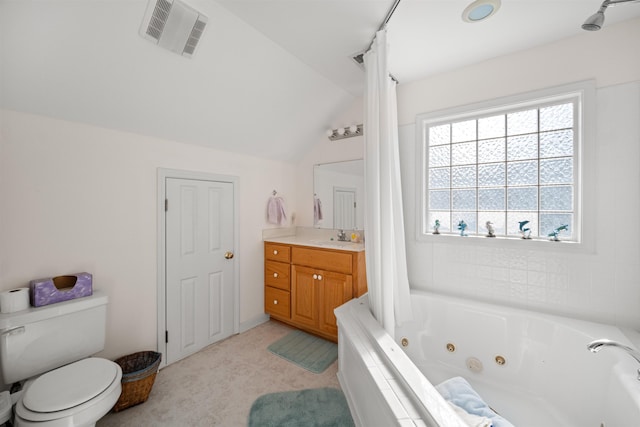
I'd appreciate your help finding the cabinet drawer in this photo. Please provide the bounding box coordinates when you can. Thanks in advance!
[265,243,291,263]
[291,247,352,274]
[265,286,290,318]
[265,260,290,290]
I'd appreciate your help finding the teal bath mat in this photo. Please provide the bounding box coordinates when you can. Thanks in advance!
[248,387,354,427]
[267,330,338,374]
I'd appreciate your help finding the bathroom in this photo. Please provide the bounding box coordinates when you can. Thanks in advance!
[1,0,639,425]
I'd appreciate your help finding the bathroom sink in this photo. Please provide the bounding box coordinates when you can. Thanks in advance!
[308,240,363,249]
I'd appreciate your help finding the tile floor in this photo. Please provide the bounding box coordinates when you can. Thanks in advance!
[97,320,341,426]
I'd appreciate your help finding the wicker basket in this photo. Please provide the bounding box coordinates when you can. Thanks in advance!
[112,351,162,412]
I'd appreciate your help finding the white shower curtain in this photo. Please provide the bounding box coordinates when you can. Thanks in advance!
[363,28,413,337]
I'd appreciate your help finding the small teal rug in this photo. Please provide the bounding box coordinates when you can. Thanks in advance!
[248,388,354,427]
[267,330,338,374]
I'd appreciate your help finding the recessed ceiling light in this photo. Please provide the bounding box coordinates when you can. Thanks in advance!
[462,0,501,23]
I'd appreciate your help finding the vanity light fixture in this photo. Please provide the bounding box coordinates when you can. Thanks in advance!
[327,124,363,141]
[462,0,501,23]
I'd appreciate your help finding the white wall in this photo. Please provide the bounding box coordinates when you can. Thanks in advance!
[298,18,640,329]
[397,19,640,329]
[396,18,640,126]
[0,110,296,360]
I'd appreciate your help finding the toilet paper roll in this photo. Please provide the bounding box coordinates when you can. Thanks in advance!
[0,287,30,313]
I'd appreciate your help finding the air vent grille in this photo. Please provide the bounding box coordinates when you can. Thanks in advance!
[183,18,206,56]
[140,0,208,58]
[146,0,172,41]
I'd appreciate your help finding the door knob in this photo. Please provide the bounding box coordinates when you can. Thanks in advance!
[224,251,234,259]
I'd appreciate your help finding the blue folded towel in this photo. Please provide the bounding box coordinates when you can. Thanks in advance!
[435,376,515,427]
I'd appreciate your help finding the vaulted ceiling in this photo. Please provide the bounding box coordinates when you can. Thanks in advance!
[2,0,639,162]
[218,0,640,95]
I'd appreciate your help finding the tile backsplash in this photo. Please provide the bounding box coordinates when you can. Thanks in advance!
[417,241,639,330]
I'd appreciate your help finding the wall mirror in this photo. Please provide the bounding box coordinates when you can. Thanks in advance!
[313,159,364,230]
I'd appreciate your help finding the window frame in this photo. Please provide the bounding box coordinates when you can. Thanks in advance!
[415,81,596,251]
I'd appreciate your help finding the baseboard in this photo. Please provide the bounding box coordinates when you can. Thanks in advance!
[240,313,270,333]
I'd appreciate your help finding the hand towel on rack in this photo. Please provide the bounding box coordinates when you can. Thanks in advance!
[313,197,323,225]
[267,196,287,225]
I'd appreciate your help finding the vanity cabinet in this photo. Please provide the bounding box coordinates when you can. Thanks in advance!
[264,243,291,318]
[264,241,366,342]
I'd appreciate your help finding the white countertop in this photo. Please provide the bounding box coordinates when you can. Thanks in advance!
[264,235,365,252]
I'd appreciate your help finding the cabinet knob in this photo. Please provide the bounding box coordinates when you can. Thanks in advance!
[317,275,323,281]
[273,300,278,305]
[273,273,278,278]
[313,274,318,280]
[273,250,278,255]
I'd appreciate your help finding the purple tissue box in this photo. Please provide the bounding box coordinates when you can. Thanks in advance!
[29,272,93,307]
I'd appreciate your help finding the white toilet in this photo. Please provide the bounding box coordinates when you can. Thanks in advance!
[0,291,122,427]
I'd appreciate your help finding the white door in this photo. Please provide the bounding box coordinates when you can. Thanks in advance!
[165,177,235,365]
[334,187,356,230]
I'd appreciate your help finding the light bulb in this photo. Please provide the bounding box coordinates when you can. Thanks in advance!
[349,125,358,134]
[337,127,345,136]
[326,129,334,137]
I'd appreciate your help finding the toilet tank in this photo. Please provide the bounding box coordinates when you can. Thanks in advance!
[0,291,108,384]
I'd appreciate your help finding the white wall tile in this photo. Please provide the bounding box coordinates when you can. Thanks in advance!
[509,269,527,285]
[527,271,547,287]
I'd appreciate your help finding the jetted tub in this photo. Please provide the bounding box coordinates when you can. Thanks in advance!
[335,290,640,427]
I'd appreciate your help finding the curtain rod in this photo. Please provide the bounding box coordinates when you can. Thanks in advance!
[379,0,402,31]
[364,0,402,52]
[354,0,402,83]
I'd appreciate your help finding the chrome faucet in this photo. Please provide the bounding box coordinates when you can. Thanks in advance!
[337,230,349,241]
[587,338,640,380]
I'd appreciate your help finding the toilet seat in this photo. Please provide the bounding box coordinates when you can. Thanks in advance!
[15,358,122,426]
[23,358,119,412]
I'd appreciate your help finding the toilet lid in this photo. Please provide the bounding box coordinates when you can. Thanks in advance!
[23,358,119,413]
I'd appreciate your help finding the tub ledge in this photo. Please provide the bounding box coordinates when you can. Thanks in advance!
[335,295,467,427]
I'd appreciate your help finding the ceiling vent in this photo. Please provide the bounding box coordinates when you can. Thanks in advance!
[139,0,208,58]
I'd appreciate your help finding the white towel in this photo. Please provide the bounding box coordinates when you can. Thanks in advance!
[267,196,287,225]
[313,197,323,225]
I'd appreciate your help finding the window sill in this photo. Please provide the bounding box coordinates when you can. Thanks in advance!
[417,232,593,254]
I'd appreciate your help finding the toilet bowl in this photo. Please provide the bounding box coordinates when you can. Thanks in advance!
[14,358,122,427]
[0,292,120,427]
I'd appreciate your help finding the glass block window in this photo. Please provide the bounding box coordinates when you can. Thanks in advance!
[421,94,581,242]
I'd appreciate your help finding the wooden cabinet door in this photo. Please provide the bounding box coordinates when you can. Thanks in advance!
[318,271,352,336]
[265,260,290,291]
[291,265,318,328]
[265,286,290,318]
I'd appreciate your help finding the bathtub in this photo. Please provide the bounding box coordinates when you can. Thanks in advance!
[335,290,640,427]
